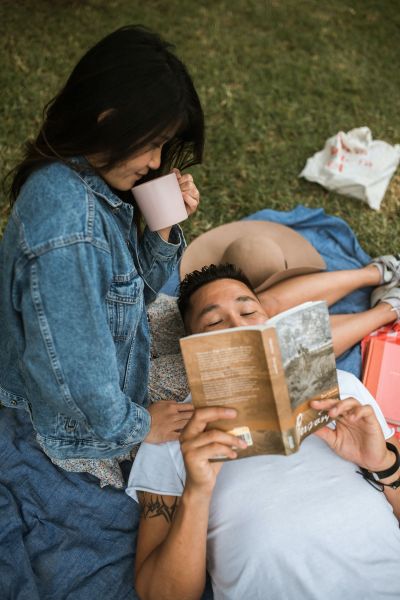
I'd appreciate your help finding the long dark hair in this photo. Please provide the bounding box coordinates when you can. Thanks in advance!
[8,25,204,204]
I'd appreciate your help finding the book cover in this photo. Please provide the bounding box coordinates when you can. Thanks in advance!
[362,337,400,425]
[180,301,339,459]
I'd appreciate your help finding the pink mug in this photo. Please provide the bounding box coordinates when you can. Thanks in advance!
[131,172,188,231]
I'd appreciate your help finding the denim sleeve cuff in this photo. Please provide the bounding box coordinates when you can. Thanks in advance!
[144,225,186,259]
[122,402,151,445]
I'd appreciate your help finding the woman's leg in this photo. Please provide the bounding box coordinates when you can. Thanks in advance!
[258,264,380,316]
[330,303,396,358]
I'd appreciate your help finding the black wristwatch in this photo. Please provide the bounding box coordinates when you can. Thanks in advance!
[357,442,400,491]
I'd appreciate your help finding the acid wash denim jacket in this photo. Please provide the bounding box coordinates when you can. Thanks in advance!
[0,160,185,460]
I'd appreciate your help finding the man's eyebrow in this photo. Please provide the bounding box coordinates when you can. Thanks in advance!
[197,296,258,319]
[198,303,220,318]
[235,295,258,303]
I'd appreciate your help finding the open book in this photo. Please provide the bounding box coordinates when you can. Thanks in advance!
[180,301,339,458]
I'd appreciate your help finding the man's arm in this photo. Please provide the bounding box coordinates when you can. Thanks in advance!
[134,407,246,600]
[135,490,208,600]
[312,397,400,521]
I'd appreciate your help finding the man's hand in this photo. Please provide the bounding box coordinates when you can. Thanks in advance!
[145,401,194,444]
[179,407,247,496]
[311,397,394,472]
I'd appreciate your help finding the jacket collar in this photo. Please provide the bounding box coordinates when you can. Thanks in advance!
[69,157,123,209]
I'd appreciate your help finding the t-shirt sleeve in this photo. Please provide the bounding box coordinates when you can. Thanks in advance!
[126,440,186,502]
[337,369,394,439]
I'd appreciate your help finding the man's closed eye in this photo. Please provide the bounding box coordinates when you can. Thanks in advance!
[207,319,223,328]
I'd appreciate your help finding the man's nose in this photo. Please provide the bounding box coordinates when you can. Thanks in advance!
[148,147,162,170]
[228,314,247,328]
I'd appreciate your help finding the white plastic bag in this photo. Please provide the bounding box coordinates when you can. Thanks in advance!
[299,127,400,210]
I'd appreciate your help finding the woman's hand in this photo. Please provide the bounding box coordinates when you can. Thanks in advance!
[179,407,247,496]
[172,168,200,217]
[311,397,393,472]
[145,401,194,443]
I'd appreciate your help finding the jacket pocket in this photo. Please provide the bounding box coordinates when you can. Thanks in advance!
[106,271,144,341]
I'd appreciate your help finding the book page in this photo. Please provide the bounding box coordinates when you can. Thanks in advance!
[180,328,287,456]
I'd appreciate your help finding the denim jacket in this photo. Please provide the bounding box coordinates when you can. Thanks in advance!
[0,160,184,459]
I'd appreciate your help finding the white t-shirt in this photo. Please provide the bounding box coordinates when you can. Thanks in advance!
[127,370,400,600]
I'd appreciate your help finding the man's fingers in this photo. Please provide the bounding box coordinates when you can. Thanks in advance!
[311,397,361,418]
[181,428,247,451]
[340,404,376,424]
[180,407,237,438]
[310,398,342,411]
[330,400,375,423]
[185,442,238,463]
[312,397,377,427]
[313,426,336,447]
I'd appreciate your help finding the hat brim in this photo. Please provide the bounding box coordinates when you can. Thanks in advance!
[180,220,326,292]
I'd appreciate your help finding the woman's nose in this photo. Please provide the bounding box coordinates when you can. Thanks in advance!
[148,147,162,170]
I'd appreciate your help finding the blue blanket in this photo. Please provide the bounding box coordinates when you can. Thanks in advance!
[0,406,141,600]
[0,206,371,599]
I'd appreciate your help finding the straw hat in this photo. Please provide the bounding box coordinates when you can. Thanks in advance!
[180,221,326,293]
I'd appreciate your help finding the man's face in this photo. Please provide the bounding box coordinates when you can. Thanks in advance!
[186,278,269,334]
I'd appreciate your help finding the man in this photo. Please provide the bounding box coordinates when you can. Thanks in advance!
[127,264,400,600]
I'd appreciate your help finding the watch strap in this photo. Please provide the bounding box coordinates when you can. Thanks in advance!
[371,442,400,480]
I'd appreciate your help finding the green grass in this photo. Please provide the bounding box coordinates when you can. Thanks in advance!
[1,0,400,254]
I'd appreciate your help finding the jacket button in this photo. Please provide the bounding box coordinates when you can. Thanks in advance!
[11,400,17,405]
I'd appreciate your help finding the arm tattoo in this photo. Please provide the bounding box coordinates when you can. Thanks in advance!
[138,492,180,524]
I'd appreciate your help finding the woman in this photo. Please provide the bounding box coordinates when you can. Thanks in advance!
[0,25,201,477]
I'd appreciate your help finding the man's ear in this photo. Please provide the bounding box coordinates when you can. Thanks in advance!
[182,312,192,336]
[183,320,192,336]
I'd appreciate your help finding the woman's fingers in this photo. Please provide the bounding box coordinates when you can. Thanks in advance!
[172,416,196,431]
[176,402,194,411]
[167,431,182,441]
[172,170,200,215]
[159,401,194,413]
